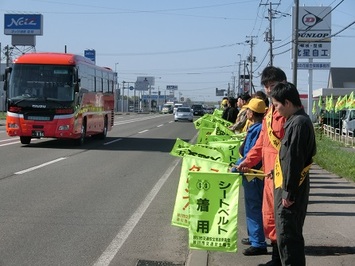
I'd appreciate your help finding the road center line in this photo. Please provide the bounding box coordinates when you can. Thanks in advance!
[14,157,67,175]
[92,158,181,266]
[138,129,149,134]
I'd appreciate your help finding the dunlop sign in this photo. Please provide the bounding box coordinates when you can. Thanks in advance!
[293,6,332,59]
[296,6,332,42]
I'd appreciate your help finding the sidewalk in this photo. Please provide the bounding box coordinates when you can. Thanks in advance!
[187,164,355,266]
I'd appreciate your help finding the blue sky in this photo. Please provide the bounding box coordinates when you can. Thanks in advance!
[1,0,355,102]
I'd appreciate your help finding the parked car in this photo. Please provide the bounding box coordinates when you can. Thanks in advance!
[191,104,205,116]
[174,107,194,122]
[342,109,355,136]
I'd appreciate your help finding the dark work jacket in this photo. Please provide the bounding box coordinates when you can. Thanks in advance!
[223,107,239,123]
[279,108,316,201]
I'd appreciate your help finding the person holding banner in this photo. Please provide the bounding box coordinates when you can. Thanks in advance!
[231,98,268,256]
[229,92,252,133]
[270,82,316,266]
[222,97,239,123]
[237,66,287,266]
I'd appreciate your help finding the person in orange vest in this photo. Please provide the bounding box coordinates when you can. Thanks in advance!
[237,66,287,266]
[270,82,316,266]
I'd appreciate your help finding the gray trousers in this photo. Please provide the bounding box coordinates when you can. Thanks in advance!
[274,177,310,266]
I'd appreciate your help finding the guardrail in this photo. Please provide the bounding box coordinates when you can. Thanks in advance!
[322,124,355,147]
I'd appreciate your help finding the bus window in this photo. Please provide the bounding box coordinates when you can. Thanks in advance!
[57,85,74,101]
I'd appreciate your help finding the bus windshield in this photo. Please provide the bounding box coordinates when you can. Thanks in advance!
[9,64,75,102]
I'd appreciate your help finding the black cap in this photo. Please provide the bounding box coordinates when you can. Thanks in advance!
[238,92,251,101]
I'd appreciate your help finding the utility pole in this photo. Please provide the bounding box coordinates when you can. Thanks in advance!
[261,2,286,66]
[292,0,299,87]
[246,36,257,94]
[242,60,246,93]
[5,45,11,67]
[266,2,275,65]
[237,54,241,96]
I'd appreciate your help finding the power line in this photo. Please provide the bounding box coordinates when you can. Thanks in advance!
[96,42,245,56]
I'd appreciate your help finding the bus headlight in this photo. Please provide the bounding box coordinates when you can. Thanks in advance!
[58,125,70,131]
[8,123,19,129]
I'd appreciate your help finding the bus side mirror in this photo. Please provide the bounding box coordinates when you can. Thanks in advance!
[73,68,80,92]
[74,83,79,93]
[3,67,12,91]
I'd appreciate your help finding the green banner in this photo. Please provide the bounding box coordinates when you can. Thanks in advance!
[196,127,215,144]
[170,138,192,157]
[194,117,216,130]
[195,144,227,162]
[171,156,230,228]
[188,172,242,252]
[207,140,243,164]
[210,116,233,128]
[171,145,224,162]
[213,109,223,117]
[211,122,235,137]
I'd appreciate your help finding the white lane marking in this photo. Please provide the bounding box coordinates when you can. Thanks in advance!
[0,139,16,143]
[114,115,162,126]
[157,124,163,127]
[0,138,39,147]
[138,130,148,134]
[14,157,67,175]
[103,138,122,145]
[0,141,21,147]
[92,158,181,266]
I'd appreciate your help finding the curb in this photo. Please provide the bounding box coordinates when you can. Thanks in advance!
[185,250,208,266]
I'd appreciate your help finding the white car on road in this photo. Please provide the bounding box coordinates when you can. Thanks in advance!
[174,107,193,122]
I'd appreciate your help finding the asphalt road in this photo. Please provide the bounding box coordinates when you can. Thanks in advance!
[0,113,196,266]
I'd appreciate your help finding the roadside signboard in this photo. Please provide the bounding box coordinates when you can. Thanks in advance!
[84,49,96,63]
[167,85,178,90]
[294,62,331,70]
[4,14,43,35]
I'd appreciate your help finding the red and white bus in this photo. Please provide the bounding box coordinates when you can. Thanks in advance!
[3,52,116,145]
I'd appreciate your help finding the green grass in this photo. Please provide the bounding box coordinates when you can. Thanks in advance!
[314,130,355,182]
[0,112,6,120]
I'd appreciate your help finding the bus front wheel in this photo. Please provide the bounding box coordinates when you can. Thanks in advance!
[98,116,108,140]
[75,121,86,146]
[20,136,31,145]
